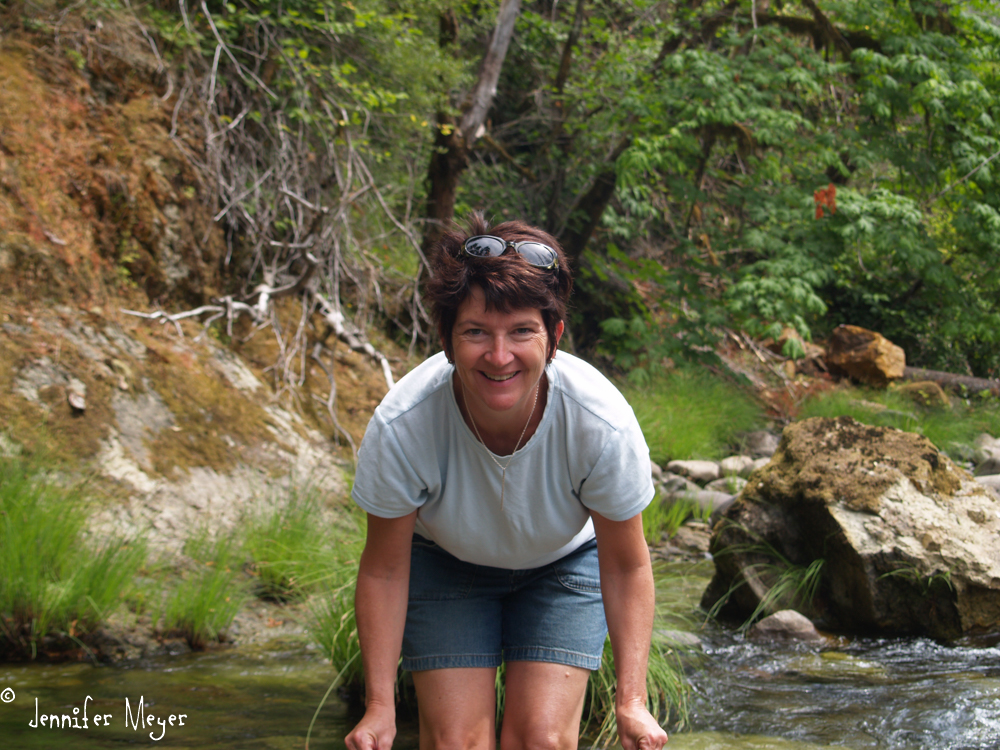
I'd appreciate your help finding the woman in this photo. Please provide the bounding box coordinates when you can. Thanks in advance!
[346,215,668,750]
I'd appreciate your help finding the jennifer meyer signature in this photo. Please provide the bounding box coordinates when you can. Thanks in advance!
[4,687,188,741]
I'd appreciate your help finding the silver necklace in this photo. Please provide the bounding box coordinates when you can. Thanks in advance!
[462,379,540,511]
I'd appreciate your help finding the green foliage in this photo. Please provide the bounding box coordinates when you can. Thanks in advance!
[0,460,146,658]
[302,508,367,690]
[622,369,764,464]
[244,487,342,601]
[583,632,690,744]
[642,497,711,546]
[160,530,249,650]
[879,565,954,596]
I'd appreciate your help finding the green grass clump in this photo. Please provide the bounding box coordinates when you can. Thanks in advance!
[797,387,1000,457]
[707,526,825,631]
[245,488,343,601]
[0,459,146,658]
[642,497,712,545]
[622,370,764,464]
[160,530,248,649]
[303,508,367,689]
[582,634,690,746]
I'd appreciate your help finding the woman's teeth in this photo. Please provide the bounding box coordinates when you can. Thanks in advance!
[483,372,516,382]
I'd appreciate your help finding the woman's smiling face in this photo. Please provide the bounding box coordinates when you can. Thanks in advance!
[449,286,563,419]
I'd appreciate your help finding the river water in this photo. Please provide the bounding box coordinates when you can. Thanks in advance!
[1,562,998,750]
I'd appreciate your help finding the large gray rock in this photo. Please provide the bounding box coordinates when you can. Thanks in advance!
[666,459,721,483]
[703,416,1000,640]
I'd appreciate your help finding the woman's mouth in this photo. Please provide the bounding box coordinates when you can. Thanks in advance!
[482,371,518,382]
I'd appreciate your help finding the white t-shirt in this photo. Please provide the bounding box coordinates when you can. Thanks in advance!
[351,351,655,569]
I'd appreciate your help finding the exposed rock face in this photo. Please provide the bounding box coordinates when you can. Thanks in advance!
[702,416,1000,640]
[827,325,905,386]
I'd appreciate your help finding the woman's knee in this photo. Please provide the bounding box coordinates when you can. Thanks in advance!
[420,718,495,750]
[499,723,579,750]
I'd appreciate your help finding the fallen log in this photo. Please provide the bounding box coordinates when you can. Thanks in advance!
[902,367,1000,397]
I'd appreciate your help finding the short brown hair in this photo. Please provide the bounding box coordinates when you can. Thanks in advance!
[426,213,573,361]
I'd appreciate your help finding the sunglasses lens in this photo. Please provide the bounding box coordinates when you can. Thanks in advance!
[516,243,557,268]
[463,236,506,257]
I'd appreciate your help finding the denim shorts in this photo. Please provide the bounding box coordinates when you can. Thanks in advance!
[401,535,608,672]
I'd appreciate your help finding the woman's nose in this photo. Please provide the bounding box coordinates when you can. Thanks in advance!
[486,336,513,365]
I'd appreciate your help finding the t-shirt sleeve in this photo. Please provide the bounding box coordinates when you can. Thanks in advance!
[351,412,427,518]
[578,418,655,521]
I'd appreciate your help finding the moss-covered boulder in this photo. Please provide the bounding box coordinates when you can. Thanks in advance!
[702,416,1000,640]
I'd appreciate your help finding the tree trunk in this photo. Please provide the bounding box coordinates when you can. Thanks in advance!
[557,135,632,267]
[422,0,522,252]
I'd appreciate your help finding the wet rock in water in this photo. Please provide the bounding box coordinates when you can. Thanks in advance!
[826,324,905,386]
[743,430,781,458]
[666,459,721,483]
[657,629,703,649]
[720,454,754,477]
[748,610,825,643]
[703,416,1000,640]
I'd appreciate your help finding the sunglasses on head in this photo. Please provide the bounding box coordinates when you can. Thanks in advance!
[460,235,559,270]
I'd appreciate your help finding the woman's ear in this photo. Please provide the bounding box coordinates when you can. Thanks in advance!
[548,320,565,362]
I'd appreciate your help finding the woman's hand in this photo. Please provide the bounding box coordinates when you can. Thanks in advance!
[345,701,397,750]
[615,699,669,750]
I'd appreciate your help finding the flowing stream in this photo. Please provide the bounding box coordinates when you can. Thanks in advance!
[1,562,998,749]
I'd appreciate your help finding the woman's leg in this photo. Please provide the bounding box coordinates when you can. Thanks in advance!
[412,667,498,750]
[499,661,590,750]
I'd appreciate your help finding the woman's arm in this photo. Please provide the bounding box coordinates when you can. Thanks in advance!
[345,510,418,750]
[591,510,669,750]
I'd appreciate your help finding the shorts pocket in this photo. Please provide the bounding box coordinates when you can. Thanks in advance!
[553,542,602,594]
[408,536,477,601]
